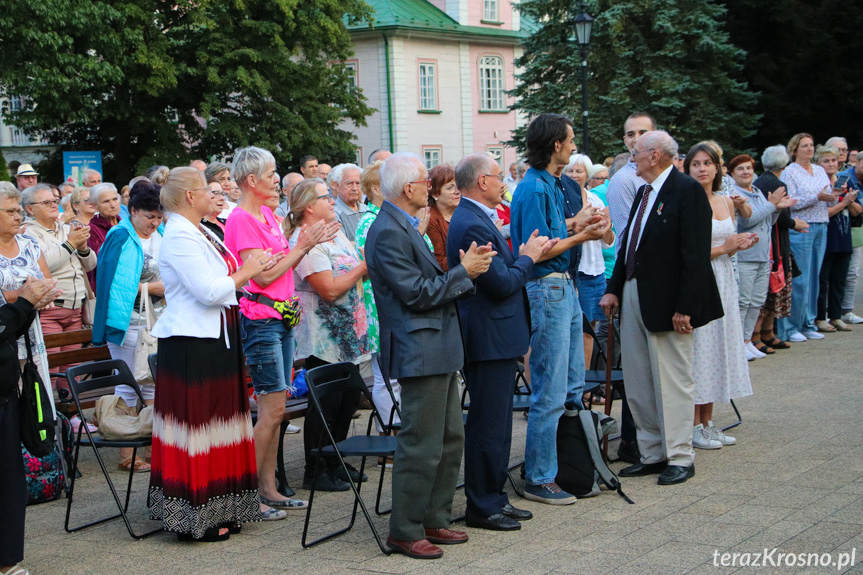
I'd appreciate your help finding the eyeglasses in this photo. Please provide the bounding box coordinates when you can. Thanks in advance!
[483,173,505,183]
[30,199,60,207]
[631,147,655,158]
[590,175,606,181]
[210,190,229,198]
[316,193,335,203]
[409,179,432,189]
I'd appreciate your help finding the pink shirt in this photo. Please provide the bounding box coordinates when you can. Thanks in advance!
[225,206,295,321]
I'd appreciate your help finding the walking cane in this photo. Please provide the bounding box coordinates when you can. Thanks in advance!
[601,311,616,459]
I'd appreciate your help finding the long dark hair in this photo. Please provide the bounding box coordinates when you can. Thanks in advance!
[683,143,723,192]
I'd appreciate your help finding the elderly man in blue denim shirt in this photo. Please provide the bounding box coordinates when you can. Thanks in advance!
[510,114,610,505]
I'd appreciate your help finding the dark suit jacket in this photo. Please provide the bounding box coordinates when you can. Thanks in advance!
[606,167,723,333]
[365,201,475,379]
[446,199,533,363]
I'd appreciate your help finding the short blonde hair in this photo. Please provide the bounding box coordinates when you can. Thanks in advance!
[161,167,206,213]
[360,161,383,199]
[69,186,90,214]
[814,145,839,163]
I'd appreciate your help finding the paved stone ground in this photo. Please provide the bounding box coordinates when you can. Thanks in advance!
[19,302,863,575]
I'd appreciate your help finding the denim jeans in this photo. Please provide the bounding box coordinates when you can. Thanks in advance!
[788,223,827,335]
[524,276,585,486]
[240,316,294,395]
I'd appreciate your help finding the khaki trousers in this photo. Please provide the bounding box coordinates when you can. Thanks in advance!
[620,279,696,467]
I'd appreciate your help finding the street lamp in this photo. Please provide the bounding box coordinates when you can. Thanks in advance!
[573,9,593,156]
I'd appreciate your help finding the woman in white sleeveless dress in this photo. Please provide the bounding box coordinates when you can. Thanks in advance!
[684,144,756,449]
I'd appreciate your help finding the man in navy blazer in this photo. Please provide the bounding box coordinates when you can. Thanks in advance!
[365,153,496,559]
[446,154,555,531]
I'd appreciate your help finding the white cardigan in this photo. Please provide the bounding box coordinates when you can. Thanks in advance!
[151,214,238,345]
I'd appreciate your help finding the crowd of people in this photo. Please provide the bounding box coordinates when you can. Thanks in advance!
[0,109,861,570]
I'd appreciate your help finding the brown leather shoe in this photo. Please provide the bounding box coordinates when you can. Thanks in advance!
[424,527,469,545]
[386,536,443,559]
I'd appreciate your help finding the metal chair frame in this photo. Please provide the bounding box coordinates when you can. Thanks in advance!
[63,360,162,540]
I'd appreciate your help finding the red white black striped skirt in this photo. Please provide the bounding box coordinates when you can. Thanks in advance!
[148,306,260,537]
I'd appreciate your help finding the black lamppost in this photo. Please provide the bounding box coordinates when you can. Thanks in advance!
[573,9,593,156]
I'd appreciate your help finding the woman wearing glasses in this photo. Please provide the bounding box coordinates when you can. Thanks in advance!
[285,178,372,492]
[69,186,97,227]
[202,182,228,241]
[22,184,96,414]
[224,148,337,513]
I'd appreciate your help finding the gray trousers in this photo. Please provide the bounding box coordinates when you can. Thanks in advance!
[620,279,696,467]
[389,371,464,541]
[738,261,770,340]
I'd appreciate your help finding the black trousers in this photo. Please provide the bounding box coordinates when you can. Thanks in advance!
[303,356,361,476]
[818,252,851,321]
[464,359,516,517]
[0,394,26,566]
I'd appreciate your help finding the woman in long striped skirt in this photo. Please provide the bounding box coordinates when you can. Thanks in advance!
[149,167,278,541]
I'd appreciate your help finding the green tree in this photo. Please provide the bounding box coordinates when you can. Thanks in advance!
[0,0,373,181]
[724,0,863,153]
[0,149,8,181]
[511,0,760,159]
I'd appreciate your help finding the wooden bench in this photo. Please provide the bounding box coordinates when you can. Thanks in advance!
[43,328,112,415]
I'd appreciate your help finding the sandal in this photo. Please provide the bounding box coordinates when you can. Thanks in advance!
[118,456,151,472]
[0,564,29,575]
[763,337,789,349]
[177,526,230,542]
[752,342,775,355]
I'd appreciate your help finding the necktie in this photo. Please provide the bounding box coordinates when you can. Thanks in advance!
[625,184,653,281]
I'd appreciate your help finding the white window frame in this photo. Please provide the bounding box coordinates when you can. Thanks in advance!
[484,0,500,22]
[479,55,506,111]
[418,60,437,111]
[344,60,358,91]
[487,146,504,170]
[423,146,442,170]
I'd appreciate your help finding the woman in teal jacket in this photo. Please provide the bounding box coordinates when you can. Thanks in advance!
[92,183,164,471]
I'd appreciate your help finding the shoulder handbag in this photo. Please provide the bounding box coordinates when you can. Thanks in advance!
[131,283,158,384]
[93,395,153,440]
[19,330,56,457]
[81,274,97,327]
[769,239,786,294]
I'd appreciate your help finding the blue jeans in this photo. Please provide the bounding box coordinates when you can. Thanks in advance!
[576,272,606,323]
[524,276,585,486]
[787,223,827,335]
[240,316,295,395]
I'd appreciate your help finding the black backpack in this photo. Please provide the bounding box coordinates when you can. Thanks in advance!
[555,403,633,503]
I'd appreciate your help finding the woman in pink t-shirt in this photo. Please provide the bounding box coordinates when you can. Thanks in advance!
[225,147,338,514]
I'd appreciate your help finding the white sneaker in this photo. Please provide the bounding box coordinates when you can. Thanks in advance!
[787,332,807,343]
[801,330,825,340]
[706,421,737,446]
[745,342,766,358]
[744,346,757,361]
[693,424,722,449]
[285,423,301,434]
[841,312,863,324]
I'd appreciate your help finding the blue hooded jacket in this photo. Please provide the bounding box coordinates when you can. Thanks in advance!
[91,217,163,346]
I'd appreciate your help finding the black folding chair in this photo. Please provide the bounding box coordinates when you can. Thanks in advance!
[63,360,162,540]
[301,362,397,554]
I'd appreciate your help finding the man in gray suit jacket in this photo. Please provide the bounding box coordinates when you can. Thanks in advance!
[365,153,495,560]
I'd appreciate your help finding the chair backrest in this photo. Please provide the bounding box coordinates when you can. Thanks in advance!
[305,362,387,431]
[148,353,157,383]
[64,360,146,411]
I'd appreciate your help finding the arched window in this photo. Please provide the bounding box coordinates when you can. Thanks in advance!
[478,55,505,111]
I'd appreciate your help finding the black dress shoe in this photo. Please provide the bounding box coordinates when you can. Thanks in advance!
[466,512,521,531]
[501,503,533,521]
[618,461,667,477]
[616,440,641,465]
[657,464,694,485]
[333,463,368,483]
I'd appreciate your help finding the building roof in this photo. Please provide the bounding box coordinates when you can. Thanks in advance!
[347,0,537,41]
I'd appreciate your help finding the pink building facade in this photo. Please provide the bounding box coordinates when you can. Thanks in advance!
[343,0,534,170]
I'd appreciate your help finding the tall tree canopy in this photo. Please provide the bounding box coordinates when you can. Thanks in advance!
[511,0,759,160]
[0,0,373,181]
[723,0,863,153]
